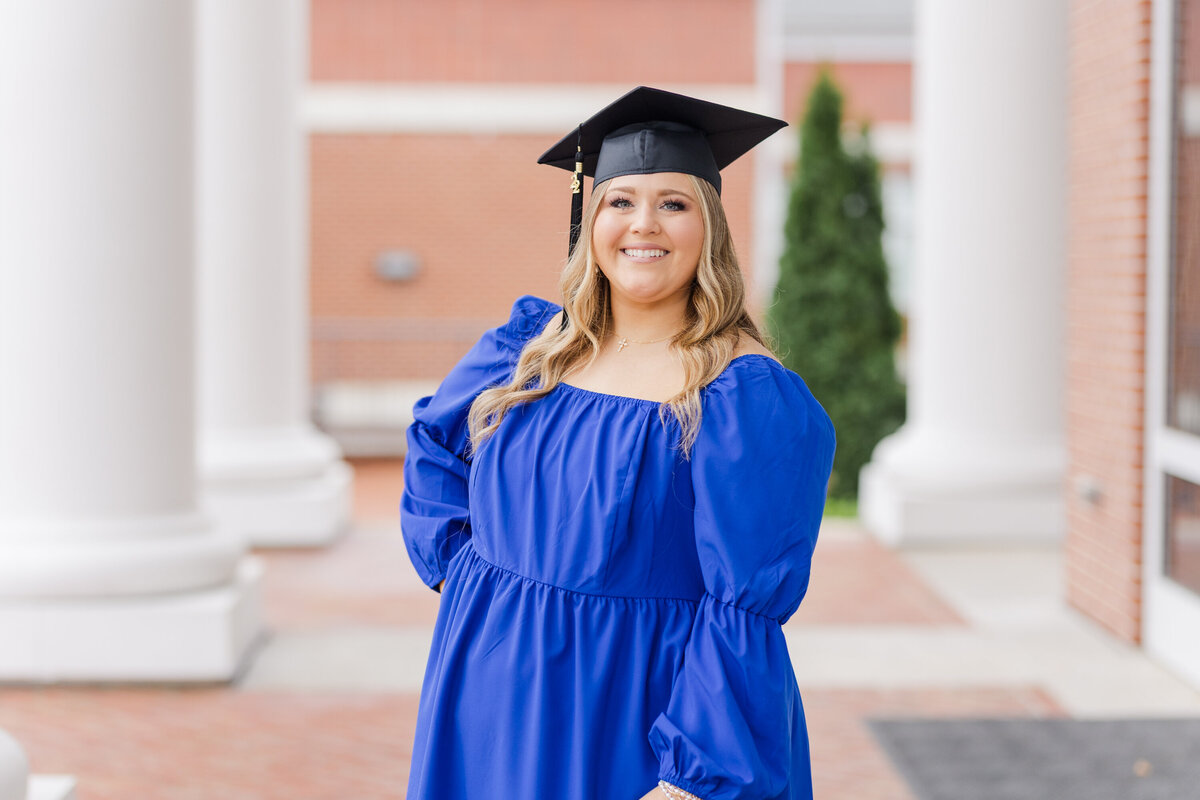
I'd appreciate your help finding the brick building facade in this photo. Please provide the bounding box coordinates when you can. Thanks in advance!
[1065,0,1155,644]
[1058,0,1200,686]
[304,0,1200,687]
[308,0,762,385]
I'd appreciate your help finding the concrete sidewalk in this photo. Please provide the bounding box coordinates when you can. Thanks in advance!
[794,519,1200,719]
[1,460,1197,799]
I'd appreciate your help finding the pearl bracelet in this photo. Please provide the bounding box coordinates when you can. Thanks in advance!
[658,780,704,800]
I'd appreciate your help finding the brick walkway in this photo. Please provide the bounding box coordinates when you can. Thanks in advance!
[1,459,1196,799]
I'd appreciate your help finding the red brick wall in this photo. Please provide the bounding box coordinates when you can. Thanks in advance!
[1064,0,1153,643]
[783,62,913,126]
[310,0,755,84]
[308,1,762,383]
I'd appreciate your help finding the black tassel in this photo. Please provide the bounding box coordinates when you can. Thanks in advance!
[562,127,584,333]
[568,132,584,257]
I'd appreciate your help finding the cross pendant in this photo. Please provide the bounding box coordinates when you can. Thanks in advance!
[617,337,629,352]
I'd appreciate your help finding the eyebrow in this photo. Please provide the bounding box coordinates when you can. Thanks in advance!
[608,185,697,201]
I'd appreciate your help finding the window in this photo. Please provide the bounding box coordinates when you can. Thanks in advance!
[1166,475,1200,594]
[1168,0,1200,435]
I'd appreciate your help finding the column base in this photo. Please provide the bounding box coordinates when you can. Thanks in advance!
[859,425,1066,547]
[0,557,263,683]
[0,516,245,599]
[201,428,353,547]
[313,379,437,457]
[29,777,76,800]
[0,728,27,800]
[203,461,353,548]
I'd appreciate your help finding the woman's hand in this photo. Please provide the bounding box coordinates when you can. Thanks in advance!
[636,786,670,799]
[437,579,445,592]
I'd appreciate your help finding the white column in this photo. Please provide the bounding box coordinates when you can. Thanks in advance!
[859,0,1068,545]
[196,0,352,547]
[753,0,789,307]
[0,0,261,681]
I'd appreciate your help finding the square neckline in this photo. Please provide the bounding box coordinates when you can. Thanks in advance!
[555,353,780,406]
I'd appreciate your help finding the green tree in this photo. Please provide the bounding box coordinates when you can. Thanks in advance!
[768,68,905,500]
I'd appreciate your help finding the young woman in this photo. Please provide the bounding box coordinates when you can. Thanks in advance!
[401,87,835,800]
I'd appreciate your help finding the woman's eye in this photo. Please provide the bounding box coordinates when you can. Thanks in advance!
[608,197,633,209]
[662,200,687,212]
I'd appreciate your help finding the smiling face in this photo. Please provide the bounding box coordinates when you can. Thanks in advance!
[590,172,705,309]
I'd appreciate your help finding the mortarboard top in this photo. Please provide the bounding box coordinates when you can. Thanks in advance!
[537,86,787,257]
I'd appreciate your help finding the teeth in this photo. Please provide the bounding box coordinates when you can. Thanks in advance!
[622,248,667,258]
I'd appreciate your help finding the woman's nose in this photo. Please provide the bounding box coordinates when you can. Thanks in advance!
[630,206,660,234]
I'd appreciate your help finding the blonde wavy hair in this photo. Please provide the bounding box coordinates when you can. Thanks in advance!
[467,174,773,457]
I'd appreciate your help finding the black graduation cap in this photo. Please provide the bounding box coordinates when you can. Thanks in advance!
[538,86,787,256]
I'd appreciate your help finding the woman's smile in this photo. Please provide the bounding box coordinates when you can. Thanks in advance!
[622,247,668,258]
[619,244,670,262]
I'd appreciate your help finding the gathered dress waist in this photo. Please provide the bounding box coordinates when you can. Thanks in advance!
[449,537,705,610]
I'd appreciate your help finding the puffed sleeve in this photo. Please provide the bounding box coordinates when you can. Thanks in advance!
[400,294,560,591]
[648,359,836,800]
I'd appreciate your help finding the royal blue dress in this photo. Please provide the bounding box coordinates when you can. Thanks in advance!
[401,295,835,800]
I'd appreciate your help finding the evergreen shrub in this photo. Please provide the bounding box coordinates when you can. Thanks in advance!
[768,69,906,500]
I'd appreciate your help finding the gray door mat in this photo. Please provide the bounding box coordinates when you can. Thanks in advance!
[868,718,1200,800]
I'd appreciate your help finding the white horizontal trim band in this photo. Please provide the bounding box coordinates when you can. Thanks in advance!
[776,121,914,163]
[305,83,765,134]
[1157,427,1200,485]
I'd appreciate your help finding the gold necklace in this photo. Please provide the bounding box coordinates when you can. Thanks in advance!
[612,331,677,352]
